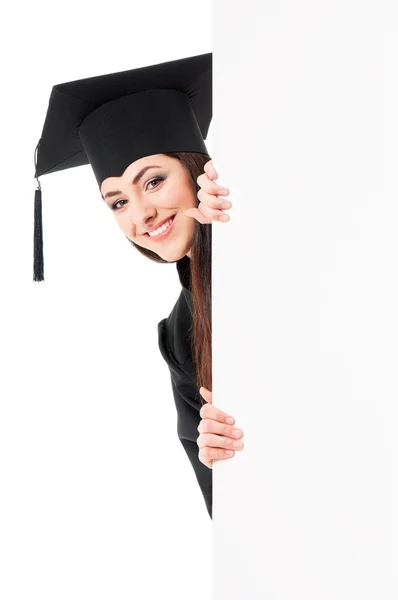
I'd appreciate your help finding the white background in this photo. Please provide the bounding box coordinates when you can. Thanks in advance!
[0,2,213,598]
[212,0,398,598]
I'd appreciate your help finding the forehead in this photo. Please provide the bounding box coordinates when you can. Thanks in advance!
[122,153,170,176]
[100,154,172,194]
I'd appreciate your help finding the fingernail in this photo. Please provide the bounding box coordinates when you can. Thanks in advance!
[225,417,234,424]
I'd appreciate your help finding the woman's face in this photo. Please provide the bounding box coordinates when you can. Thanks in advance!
[100,154,197,261]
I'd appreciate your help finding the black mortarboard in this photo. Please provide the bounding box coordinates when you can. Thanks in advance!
[33,52,212,281]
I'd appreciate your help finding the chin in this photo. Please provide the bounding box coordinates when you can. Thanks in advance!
[159,251,187,263]
[157,244,190,263]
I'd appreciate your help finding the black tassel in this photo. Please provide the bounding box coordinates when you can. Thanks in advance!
[33,140,44,282]
[33,184,44,281]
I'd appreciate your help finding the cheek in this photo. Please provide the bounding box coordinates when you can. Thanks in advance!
[169,183,197,208]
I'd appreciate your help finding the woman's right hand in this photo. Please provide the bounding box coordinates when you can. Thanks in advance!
[197,386,244,469]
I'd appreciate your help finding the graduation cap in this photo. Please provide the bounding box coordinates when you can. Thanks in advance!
[33,52,212,281]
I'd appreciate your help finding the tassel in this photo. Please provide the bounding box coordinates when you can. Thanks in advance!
[33,141,44,282]
[33,184,44,281]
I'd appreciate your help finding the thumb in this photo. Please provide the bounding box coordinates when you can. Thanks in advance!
[200,386,212,403]
[184,208,201,218]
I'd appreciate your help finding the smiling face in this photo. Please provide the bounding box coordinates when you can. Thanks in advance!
[100,154,197,261]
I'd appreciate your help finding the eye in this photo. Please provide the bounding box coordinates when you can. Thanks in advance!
[111,199,128,211]
[111,178,164,210]
[145,177,163,191]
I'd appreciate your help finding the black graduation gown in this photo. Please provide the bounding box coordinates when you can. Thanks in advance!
[157,255,213,519]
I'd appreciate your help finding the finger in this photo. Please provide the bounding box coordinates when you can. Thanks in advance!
[199,401,235,425]
[200,457,213,470]
[204,159,218,180]
[183,207,212,224]
[184,206,230,225]
[197,188,232,212]
[199,386,212,403]
[197,432,244,451]
[196,200,230,224]
[184,189,232,224]
[197,172,229,197]
[184,196,229,225]
[198,446,235,469]
[184,207,230,225]
[197,419,243,439]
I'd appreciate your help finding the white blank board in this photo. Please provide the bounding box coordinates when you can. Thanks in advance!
[212,1,398,598]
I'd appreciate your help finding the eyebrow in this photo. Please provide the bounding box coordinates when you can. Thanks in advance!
[101,165,162,201]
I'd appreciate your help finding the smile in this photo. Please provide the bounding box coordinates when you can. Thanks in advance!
[145,214,176,241]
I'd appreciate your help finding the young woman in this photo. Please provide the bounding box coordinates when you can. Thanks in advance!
[33,53,244,519]
[100,152,244,519]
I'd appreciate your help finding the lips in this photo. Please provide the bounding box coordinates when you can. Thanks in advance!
[145,214,176,235]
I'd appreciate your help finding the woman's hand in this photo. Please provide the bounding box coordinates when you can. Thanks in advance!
[197,386,244,469]
[184,159,232,224]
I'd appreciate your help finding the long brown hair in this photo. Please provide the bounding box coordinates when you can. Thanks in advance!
[127,152,212,404]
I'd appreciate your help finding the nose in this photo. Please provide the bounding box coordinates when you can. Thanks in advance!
[125,199,159,235]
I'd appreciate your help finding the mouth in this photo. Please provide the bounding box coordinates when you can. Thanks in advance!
[144,213,177,241]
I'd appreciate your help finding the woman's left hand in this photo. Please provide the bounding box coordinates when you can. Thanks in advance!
[183,159,232,224]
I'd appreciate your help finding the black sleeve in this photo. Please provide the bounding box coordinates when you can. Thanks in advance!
[169,368,213,519]
[158,317,213,519]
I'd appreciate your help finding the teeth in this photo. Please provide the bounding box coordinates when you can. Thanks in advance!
[148,217,173,237]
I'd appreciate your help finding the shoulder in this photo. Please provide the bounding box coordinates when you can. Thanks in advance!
[157,288,194,371]
[157,292,200,411]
